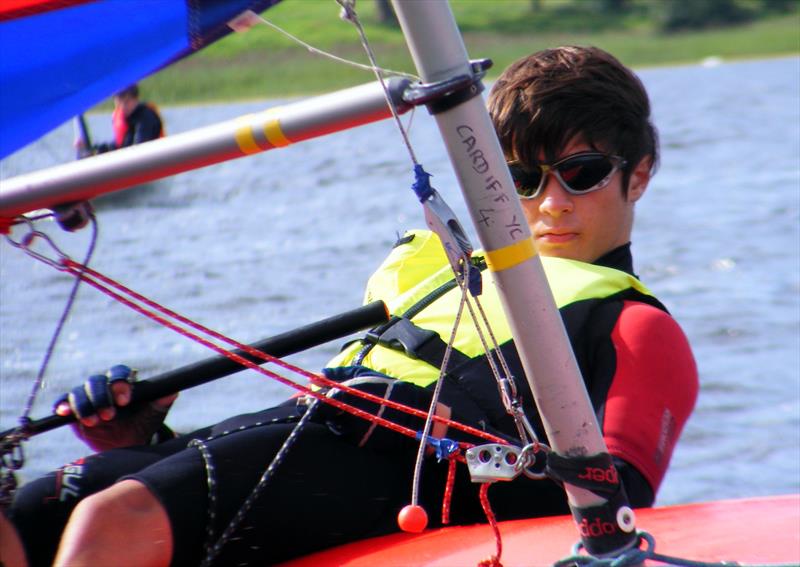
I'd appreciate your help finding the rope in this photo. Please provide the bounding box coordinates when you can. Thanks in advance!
[16,252,506,446]
[554,530,799,567]
[7,0,527,546]
[444,258,541,451]
[477,483,503,567]
[441,456,457,525]
[18,216,98,422]
[254,13,417,82]
[13,229,513,563]
[63,259,502,440]
[336,0,419,166]
[410,278,470,507]
[197,399,321,567]
[187,438,220,561]
[335,6,529,555]
[0,216,98,506]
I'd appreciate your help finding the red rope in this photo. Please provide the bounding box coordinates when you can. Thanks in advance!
[477,483,503,567]
[59,258,508,445]
[441,456,458,525]
[26,246,518,560]
[0,216,13,235]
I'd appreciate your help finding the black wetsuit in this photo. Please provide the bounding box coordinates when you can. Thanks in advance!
[7,246,679,566]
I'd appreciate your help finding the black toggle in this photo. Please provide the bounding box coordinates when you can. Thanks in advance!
[51,201,94,232]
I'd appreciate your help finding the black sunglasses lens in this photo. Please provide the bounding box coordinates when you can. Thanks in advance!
[557,155,614,192]
[508,163,542,197]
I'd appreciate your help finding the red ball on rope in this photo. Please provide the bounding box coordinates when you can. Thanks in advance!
[397,504,428,533]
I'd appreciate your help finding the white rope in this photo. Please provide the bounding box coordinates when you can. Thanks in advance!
[465,286,539,446]
[333,0,538,492]
[254,13,418,81]
[410,261,470,505]
[335,0,420,165]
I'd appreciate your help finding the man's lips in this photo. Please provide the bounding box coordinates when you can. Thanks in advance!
[535,230,578,244]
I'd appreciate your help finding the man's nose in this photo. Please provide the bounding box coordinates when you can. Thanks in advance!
[537,174,574,217]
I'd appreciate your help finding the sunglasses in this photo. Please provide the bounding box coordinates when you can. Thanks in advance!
[507,152,627,199]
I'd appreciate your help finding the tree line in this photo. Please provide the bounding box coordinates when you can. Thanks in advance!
[374,0,797,33]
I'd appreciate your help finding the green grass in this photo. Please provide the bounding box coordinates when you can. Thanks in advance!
[129,1,798,106]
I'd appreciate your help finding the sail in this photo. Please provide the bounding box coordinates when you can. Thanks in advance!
[0,0,281,160]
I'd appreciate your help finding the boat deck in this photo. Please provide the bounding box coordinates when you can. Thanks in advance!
[280,494,800,566]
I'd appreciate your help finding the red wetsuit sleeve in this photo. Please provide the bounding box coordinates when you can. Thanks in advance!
[603,301,698,493]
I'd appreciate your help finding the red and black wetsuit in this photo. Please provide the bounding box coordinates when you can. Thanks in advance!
[7,242,697,567]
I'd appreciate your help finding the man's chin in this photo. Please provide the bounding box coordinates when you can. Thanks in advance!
[535,242,586,262]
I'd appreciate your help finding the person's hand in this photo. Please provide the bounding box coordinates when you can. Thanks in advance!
[53,364,178,452]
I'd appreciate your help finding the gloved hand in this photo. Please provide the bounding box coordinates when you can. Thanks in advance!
[53,364,178,452]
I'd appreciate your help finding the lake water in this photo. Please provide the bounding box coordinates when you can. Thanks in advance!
[1,56,798,507]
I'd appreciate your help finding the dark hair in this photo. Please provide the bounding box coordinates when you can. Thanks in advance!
[114,84,139,99]
[488,46,659,194]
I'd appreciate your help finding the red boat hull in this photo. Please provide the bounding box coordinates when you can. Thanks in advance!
[281,494,800,566]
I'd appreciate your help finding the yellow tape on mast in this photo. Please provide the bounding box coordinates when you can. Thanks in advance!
[264,111,291,147]
[484,237,537,272]
[234,115,264,155]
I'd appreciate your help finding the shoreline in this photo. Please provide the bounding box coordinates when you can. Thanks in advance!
[86,52,799,112]
[140,10,800,106]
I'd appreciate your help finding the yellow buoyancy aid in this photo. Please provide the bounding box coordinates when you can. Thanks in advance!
[327,230,655,388]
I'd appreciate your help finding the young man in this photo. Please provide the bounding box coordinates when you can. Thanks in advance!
[77,83,164,155]
[1,46,697,567]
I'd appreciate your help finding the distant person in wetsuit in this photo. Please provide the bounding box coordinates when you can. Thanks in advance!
[76,83,164,155]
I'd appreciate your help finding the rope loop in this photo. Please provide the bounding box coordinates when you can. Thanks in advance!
[555,531,651,567]
[554,530,787,567]
[4,219,72,270]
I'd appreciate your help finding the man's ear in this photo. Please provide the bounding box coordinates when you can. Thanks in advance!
[627,157,651,202]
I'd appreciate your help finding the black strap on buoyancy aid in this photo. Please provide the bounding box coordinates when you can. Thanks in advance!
[352,256,488,373]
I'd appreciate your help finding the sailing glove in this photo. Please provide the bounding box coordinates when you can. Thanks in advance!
[53,364,136,419]
[53,364,177,451]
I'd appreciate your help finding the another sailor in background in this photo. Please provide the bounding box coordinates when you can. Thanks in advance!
[1,46,698,567]
[76,83,164,155]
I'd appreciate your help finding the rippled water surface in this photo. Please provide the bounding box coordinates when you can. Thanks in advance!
[1,57,798,505]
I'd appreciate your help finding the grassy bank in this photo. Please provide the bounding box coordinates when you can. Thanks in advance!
[137,1,798,105]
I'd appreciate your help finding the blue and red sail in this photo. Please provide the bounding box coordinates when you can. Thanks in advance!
[0,0,281,159]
